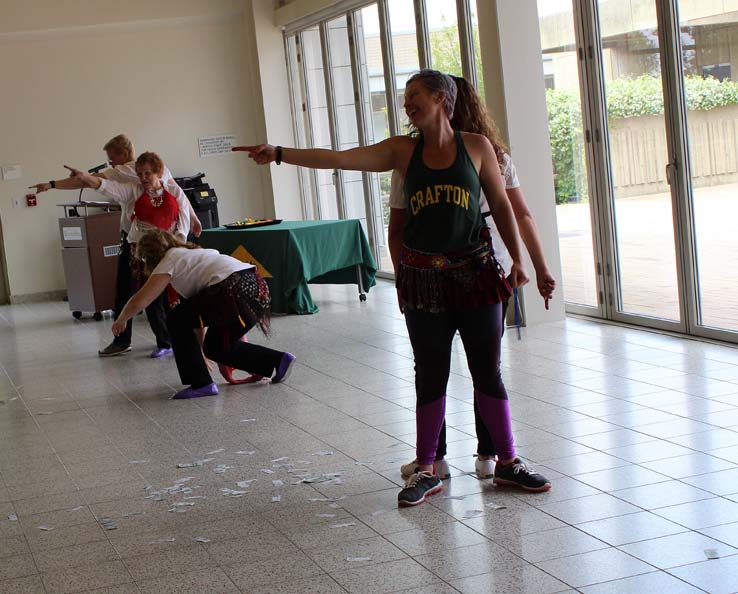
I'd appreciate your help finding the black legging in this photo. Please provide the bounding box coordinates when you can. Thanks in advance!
[404,302,515,466]
[112,238,134,347]
[167,299,283,387]
[113,237,171,349]
[433,298,510,459]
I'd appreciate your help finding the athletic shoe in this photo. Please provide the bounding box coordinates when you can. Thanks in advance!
[400,458,451,480]
[150,347,173,359]
[493,458,551,492]
[271,352,296,384]
[397,471,443,507]
[172,382,219,399]
[475,456,495,479]
[98,342,132,357]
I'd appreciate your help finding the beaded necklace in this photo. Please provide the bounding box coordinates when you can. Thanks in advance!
[148,186,164,207]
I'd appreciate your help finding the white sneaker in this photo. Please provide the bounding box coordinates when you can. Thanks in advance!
[475,456,495,479]
[400,458,450,480]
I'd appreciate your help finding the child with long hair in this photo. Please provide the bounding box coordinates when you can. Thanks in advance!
[112,229,296,399]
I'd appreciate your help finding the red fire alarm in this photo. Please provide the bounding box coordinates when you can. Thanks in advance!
[26,194,37,207]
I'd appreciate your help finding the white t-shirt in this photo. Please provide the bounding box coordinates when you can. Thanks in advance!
[389,152,520,274]
[96,178,190,243]
[97,163,177,234]
[152,247,254,298]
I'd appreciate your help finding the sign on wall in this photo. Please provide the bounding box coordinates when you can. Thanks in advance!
[198,134,236,158]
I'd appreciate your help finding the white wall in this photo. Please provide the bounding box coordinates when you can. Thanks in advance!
[0,0,278,298]
[249,0,304,220]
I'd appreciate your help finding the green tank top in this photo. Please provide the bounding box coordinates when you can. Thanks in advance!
[402,130,485,253]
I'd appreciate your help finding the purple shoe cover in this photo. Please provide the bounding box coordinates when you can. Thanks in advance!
[172,382,219,399]
[271,353,296,384]
[150,347,173,359]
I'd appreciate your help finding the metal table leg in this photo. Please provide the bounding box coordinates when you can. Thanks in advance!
[356,265,367,302]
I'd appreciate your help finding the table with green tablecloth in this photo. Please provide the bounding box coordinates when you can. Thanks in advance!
[199,219,377,314]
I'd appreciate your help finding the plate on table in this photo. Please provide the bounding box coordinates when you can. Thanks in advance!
[224,219,282,229]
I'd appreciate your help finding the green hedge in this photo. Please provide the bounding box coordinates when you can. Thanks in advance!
[548,75,738,204]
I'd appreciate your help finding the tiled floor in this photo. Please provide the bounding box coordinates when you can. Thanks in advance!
[2,281,738,593]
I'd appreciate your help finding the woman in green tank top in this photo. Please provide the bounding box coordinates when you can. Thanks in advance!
[234,69,551,506]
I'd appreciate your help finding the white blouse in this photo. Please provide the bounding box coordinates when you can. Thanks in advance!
[152,247,254,298]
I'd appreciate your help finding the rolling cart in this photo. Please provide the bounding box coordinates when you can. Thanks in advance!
[58,202,121,321]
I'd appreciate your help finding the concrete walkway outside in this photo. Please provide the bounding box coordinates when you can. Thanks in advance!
[556,182,738,332]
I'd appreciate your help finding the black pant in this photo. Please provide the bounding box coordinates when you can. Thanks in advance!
[167,300,284,387]
[113,237,171,349]
[405,302,509,465]
[145,292,171,349]
[112,238,133,346]
[429,298,510,459]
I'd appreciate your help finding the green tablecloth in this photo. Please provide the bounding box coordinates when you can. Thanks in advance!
[199,219,377,314]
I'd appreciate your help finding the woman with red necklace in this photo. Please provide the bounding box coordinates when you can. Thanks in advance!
[66,152,190,358]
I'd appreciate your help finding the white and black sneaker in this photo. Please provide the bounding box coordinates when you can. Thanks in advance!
[398,471,443,507]
[493,458,551,492]
[474,455,495,479]
[400,459,450,480]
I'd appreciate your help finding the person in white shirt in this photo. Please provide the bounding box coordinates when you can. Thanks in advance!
[391,75,556,484]
[111,229,296,399]
[30,134,201,358]
[65,152,190,359]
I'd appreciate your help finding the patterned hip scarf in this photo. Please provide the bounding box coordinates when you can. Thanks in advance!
[397,239,511,313]
[188,269,271,335]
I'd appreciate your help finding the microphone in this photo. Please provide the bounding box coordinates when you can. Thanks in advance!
[88,163,107,174]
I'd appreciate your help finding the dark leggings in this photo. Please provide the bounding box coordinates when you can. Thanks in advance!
[167,300,284,387]
[113,238,170,349]
[405,302,515,466]
[434,298,509,458]
[145,293,172,349]
[112,239,134,347]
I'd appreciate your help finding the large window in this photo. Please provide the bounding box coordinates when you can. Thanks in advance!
[285,0,474,275]
[539,0,738,342]
[301,27,339,220]
[426,0,462,76]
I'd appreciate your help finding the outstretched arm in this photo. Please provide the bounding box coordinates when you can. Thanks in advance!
[63,166,103,190]
[63,166,140,208]
[233,137,406,173]
[29,167,111,194]
[112,274,171,336]
[29,177,84,193]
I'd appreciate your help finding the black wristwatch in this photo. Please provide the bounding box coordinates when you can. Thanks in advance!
[276,146,283,165]
[49,180,56,189]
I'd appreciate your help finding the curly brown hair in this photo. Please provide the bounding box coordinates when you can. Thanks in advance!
[135,151,164,176]
[136,228,199,276]
[450,75,508,168]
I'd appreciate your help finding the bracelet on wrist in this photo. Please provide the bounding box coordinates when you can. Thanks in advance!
[276,146,283,165]
[49,180,56,189]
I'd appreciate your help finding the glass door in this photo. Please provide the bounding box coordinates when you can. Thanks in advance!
[675,3,738,335]
[538,0,603,313]
[326,16,368,225]
[353,3,393,272]
[538,0,738,342]
[300,27,340,220]
[286,35,316,220]
[425,0,463,76]
[595,0,684,327]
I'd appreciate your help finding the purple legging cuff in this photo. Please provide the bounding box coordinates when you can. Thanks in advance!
[416,396,446,466]
[475,390,515,460]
